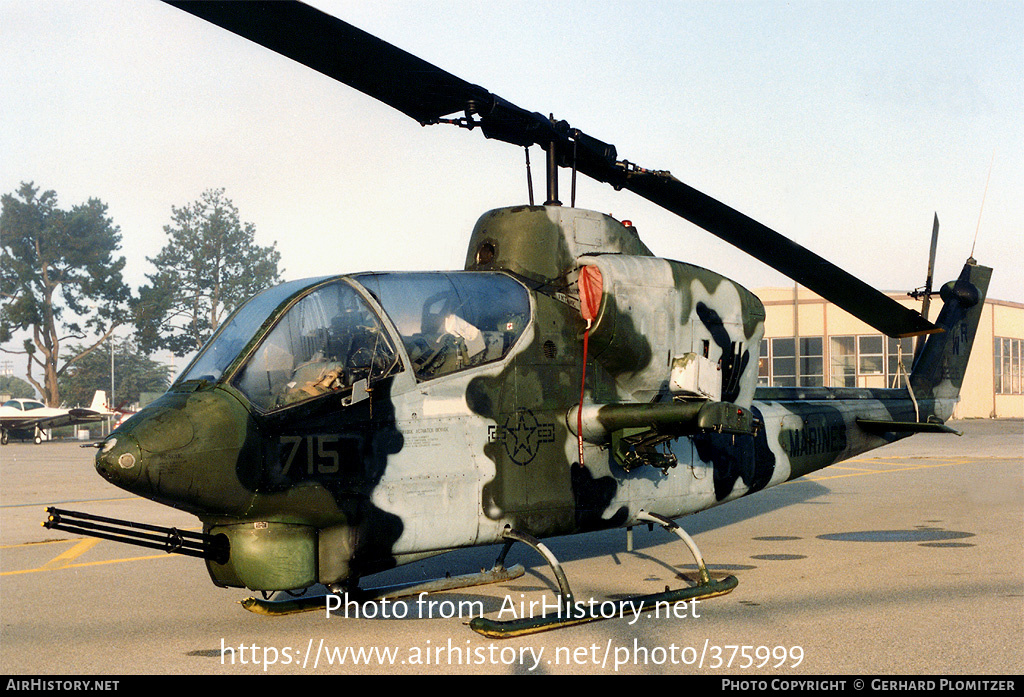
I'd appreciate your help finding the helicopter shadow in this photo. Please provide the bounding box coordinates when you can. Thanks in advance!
[329,475,834,614]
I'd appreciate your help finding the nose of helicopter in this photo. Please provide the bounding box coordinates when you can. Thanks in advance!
[94,388,255,515]
[95,432,144,489]
[95,401,194,495]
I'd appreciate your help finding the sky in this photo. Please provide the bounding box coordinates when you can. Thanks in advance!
[2,0,1022,366]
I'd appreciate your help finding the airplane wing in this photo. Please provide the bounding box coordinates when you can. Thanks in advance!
[0,408,107,432]
[0,393,111,437]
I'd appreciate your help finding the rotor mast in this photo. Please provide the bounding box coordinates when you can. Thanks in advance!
[545,138,561,206]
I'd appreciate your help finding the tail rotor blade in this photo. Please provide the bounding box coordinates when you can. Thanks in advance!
[922,213,940,322]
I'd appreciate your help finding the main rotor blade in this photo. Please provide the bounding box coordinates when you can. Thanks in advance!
[164,0,938,338]
[163,0,492,124]
[588,167,939,338]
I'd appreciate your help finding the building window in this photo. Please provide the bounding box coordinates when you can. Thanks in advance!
[858,335,884,375]
[829,334,914,388]
[758,338,770,386]
[771,337,797,387]
[760,336,824,387]
[765,334,917,389]
[830,336,857,387]
[887,337,915,388]
[995,337,1023,395]
[799,337,824,387]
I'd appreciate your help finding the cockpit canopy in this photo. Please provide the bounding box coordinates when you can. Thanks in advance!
[358,272,530,382]
[175,272,531,412]
[233,279,399,410]
[1,399,45,411]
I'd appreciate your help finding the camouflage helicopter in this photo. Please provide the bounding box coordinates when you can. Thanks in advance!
[45,1,991,638]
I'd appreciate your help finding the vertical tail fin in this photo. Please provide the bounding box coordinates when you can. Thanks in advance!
[909,258,992,421]
[90,390,108,413]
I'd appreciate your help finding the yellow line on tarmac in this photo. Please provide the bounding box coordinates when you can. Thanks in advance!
[40,538,100,569]
[1,549,175,576]
[0,496,137,510]
[1,525,204,576]
[826,465,886,473]
[0,538,70,549]
[807,458,970,481]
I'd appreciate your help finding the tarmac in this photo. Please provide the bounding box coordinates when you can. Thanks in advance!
[1,419,1021,676]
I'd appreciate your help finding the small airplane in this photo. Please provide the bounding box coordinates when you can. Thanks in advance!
[43,1,991,638]
[1,390,110,445]
[111,408,138,429]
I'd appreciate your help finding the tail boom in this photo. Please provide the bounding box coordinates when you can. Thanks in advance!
[745,258,991,486]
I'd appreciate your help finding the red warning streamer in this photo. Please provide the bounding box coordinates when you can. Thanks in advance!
[577,266,603,467]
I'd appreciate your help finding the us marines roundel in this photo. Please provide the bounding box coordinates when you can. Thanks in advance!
[489,408,556,466]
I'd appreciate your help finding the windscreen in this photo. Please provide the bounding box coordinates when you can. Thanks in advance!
[357,272,530,381]
[233,279,398,410]
[175,278,327,387]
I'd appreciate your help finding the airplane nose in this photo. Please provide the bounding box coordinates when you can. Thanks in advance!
[95,433,143,488]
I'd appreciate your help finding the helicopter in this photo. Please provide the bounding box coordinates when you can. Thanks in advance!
[44,1,991,638]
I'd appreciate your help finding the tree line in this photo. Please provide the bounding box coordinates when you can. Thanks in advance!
[0,183,282,407]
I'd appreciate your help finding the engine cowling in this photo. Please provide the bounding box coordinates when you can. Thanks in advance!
[576,255,765,406]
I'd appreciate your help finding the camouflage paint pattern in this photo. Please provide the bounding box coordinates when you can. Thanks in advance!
[94,207,991,593]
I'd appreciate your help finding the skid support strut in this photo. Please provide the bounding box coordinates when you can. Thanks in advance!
[469,518,737,638]
[635,509,712,584]
[497,526,574,603]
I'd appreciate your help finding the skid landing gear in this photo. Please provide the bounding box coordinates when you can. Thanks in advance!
[469,513,737,638]
[240,562,525,616]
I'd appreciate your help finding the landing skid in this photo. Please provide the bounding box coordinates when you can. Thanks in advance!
[241,511,738,636]
[469,511,738,638]
[240,563,526,616]
[469,578,737,638]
